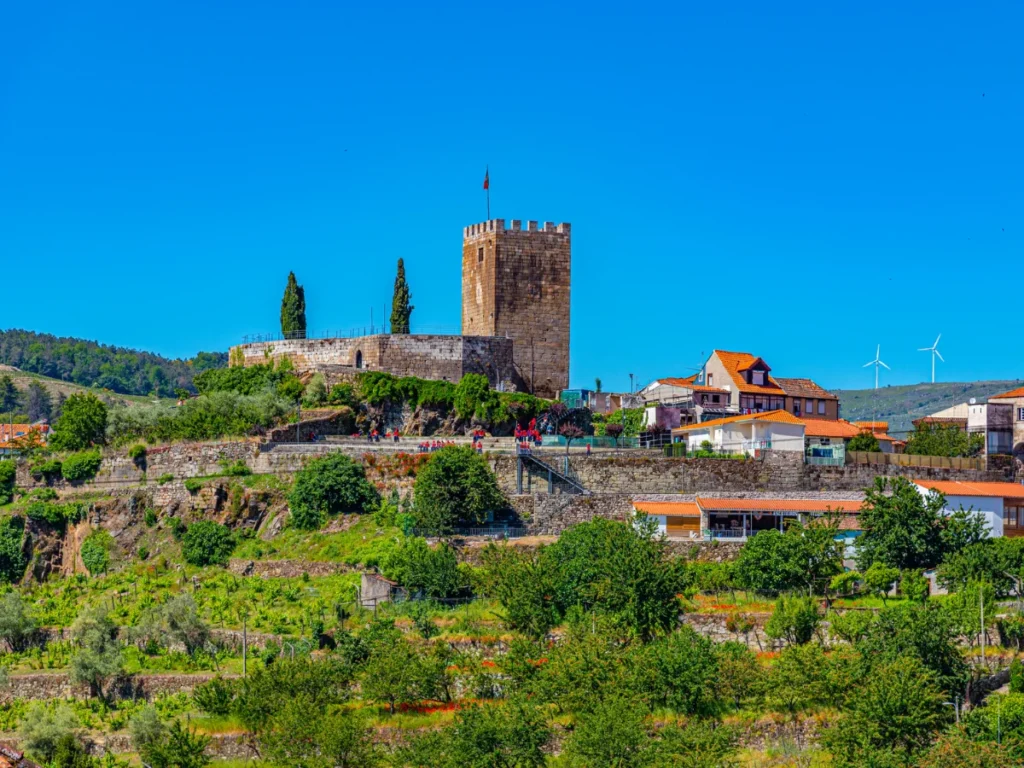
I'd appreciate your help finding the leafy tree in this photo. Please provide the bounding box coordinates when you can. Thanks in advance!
[395,698,548,768]
[302,373,328,407]
[940,506,991,558]
[846,430,880,452]
[25,381,52,423]
[764,644,830,715]
[69,607,123,701]
[380,537,468,599]
[715,641,762,711]
[257,700,377,768]
[0,591,37,651]
[18,702,79,763]
[856,477,945,571]
[50,733,96,768]
[280,271,307,339]
[559,423,585,455]
[181,521,235,567]
[359,620,429,715]
[901,569,930,603]
[824,656,948,767]
[944,579,996,647]
[595,377,602,392]
[0,460,15,506]
[563,695,650,768]
[289,453,379,530]
[0,515,27,583]
[480,544,560,638]
[765,596,820,645]
[906,421,984,458]
[412,446,505,534]
[938,537,1024,598]
[192,676,237,715]
[963,691,1024,746]
[390,258,414,334]
[541,516,683,639]
[605,421,624,446]
[129,706,165,753]
[133,594,211,655]
[0,375,20,424]
[856,602,968,694]
[863,562,900,605]
[829,609,876,645]
[653,720,739,768]
[50,393,108,451]
[733,528,807,595]
[139,720,211,768]
[918,727,1024,768]
[636,626,721,715]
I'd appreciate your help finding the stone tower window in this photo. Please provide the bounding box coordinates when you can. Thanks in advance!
[478,247,484,263]
[355,350,363,369]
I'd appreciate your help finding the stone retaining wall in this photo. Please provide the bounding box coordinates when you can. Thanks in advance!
[0,673,230,704]
[227,558,352,578]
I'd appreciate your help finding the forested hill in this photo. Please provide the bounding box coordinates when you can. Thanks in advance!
[834,379,1024,437]
[0,329,226,397]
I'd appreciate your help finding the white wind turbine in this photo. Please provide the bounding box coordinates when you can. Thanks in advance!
[863,345,890,390]
[918,334,944,383]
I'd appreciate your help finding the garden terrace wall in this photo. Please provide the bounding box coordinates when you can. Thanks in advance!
[491,450,1009,496]
[0,673,228,704]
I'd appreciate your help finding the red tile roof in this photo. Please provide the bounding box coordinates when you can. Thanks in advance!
[989,386,1024,400]
[713,350,787,395]
[775,377,839,401]
[855,421,889,431]
[800,419,863,439]
[697,497,863,513]
[633,501,701,517]
[914,480,1024,500]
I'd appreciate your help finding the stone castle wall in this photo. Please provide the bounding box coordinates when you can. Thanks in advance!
[229,334,514,390]
[462,219,571,398]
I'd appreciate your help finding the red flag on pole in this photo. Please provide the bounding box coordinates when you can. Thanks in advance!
[483,168,489,190]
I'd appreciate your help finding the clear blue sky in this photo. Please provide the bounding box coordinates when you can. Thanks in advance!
[2,1,1021,392]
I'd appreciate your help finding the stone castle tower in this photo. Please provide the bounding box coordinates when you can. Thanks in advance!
[462,219,571,399]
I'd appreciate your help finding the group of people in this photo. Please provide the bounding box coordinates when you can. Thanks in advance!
[418,440,458,453]
[514,418,544,446]
[351,429,401,443]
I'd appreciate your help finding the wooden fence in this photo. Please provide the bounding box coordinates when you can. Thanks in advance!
[847,451,983,471]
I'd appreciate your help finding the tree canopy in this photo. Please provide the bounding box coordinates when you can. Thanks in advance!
[412,446,506,534]
[280,271,307,339]
[390,258,414,334]
[50,393,108,451]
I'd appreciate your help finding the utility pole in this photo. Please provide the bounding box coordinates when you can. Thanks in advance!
[980,583,985,663]
[242,617,247,678]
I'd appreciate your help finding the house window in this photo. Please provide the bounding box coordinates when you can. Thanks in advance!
[752,371,764,385]
[793,401,801,416]
[1005,506,1022,528]
[478,247,484,263]
[712,394,720,404]
[1018,408,1024,421]
[707,373,714,387]
[805,399,813,413]
[818,400,826,415]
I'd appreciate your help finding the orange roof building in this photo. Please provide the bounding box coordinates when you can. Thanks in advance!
[633,496,863,540]
[913,479,1024,539]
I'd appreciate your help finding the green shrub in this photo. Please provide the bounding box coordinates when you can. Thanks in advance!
[25,501,83,528]
[219,460,251,477]
[193,676,238,715]
[137,545,150,561]
[184,478,203,494]
[127,444,147,461]
[381,538,469,599]
[454,373,494,420]
[302,373,328,408]
[169,517,187,540]
[328,382,356,407]
[156,473,174,485]
[29,459,62,484]
[289,454,379,531]
[50,393,108,451]
[0,516,27,583]
[0,461,15,506]
[80,529,114,575]
[1011,658,1024,693]
[61,451,102,484]
[181,521,235,567]
[144,508,158,527]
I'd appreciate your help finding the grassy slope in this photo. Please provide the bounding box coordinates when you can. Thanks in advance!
[834,379,1024,436]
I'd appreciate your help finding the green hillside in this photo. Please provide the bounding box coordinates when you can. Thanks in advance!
[835,380,1023,436]
[0,328,226,397]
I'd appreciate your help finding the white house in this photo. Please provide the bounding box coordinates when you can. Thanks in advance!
[670,409,805,454]
[912,480,1024,539]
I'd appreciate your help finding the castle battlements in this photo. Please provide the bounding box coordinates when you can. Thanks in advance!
[464,219,571,238]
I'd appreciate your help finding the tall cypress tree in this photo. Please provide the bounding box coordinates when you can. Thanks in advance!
[390,258,414,334]
[280,272,307,339]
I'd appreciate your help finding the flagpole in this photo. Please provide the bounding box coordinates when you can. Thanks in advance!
[486,164,490,220]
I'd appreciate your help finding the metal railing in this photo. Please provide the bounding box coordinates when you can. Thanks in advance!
[410,526,528,539]
[240,326,511,344]
[806,456,844,467]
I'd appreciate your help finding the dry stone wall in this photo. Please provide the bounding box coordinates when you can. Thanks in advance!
[229,334,514,389]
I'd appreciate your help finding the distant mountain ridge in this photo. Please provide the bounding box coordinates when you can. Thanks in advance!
[834,380,1024,437]
[0,329,226,397]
